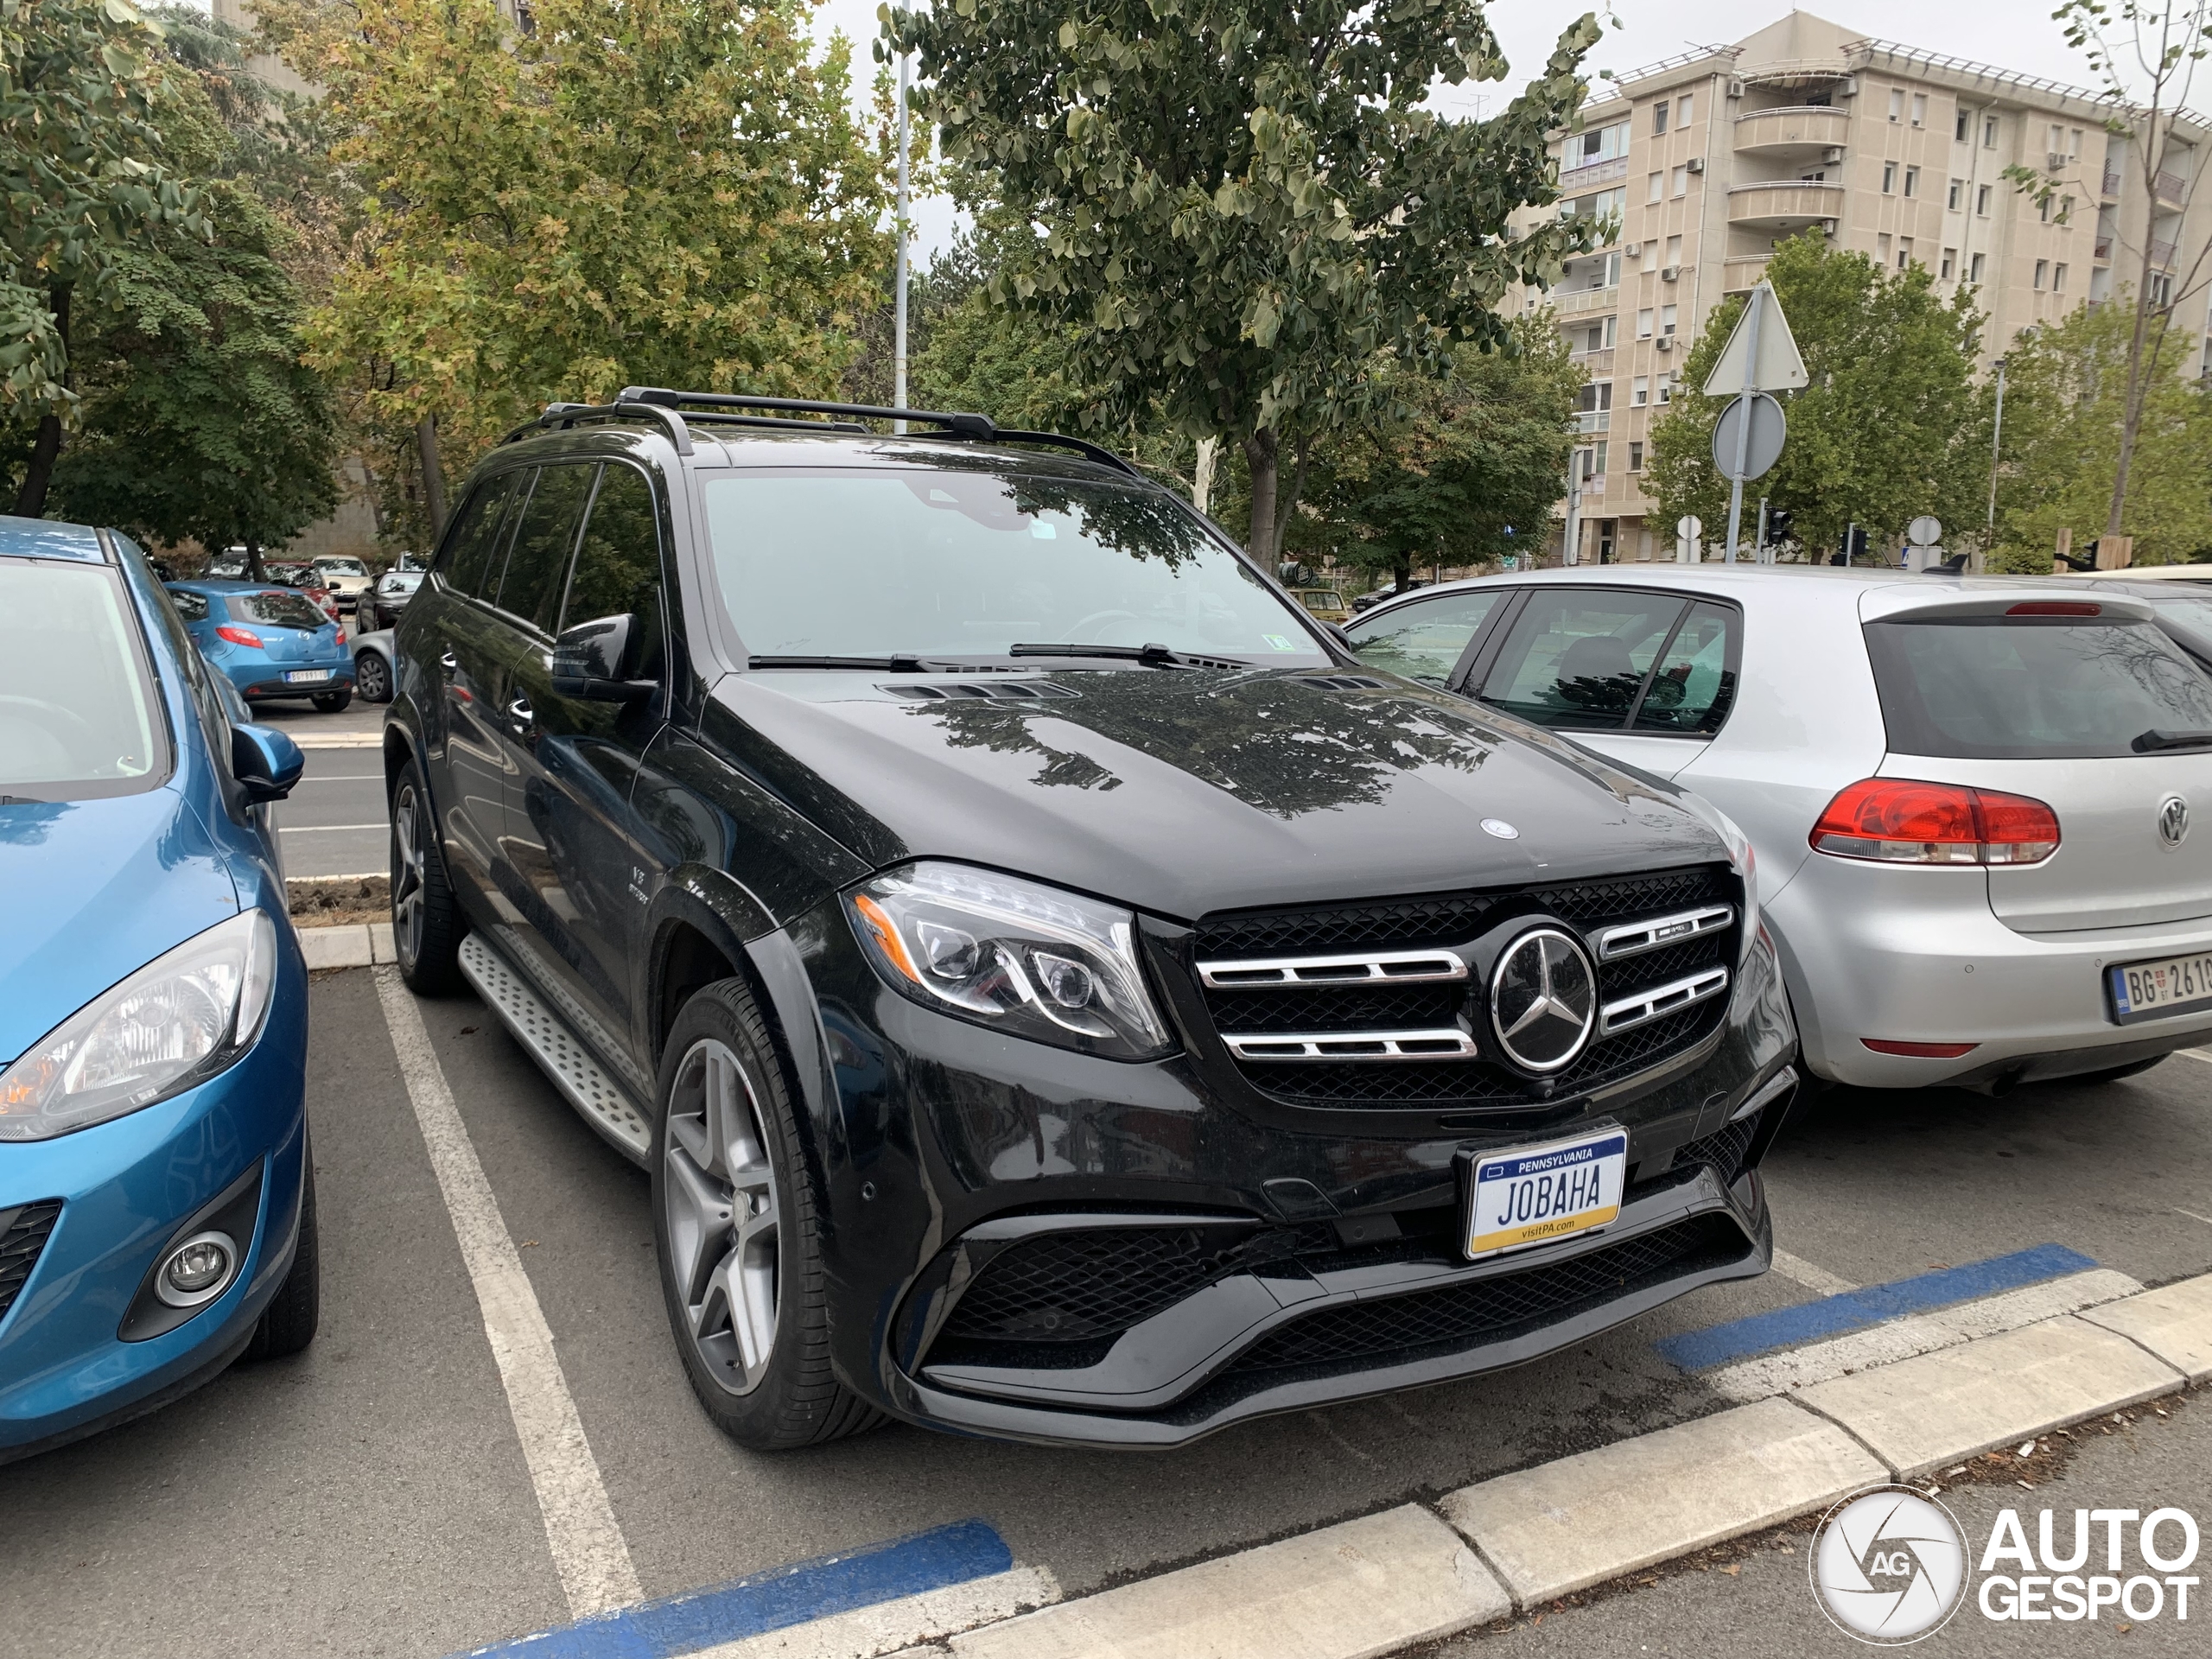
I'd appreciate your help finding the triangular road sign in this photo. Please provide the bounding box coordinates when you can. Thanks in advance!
[1703,281,1807,396]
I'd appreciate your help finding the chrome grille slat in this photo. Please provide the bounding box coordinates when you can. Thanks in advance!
[1599,966,1731,1036]
[1197,948,1467,989]
[1221,1028,1481,1061]
[1593,905,1735,961]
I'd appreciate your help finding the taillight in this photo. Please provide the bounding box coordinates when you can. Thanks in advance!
[2006,601,2100,617]
[1810,779,2060,866]
[215,625,263,649]
[335,628,347,645]
[1862,1039,1980,1058]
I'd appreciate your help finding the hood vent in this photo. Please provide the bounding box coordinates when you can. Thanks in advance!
[882,680,1081,703]
[1296,674,1387,692]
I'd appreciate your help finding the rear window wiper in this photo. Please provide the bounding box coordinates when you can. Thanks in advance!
[2132,728,2212,753]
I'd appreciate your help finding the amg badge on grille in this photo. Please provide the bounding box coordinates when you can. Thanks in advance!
[1489,927,1598,1073]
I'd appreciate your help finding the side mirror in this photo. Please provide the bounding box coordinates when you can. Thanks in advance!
[232,724,304,804]
[552,613,656,702]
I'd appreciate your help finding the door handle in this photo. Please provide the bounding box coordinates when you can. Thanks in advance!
[509,696,534,723]
[440,650,459,673]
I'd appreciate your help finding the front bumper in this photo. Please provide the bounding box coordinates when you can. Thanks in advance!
[782,896,1796,1448]
[0,941,310,1461]
[1767,857,2212,1087]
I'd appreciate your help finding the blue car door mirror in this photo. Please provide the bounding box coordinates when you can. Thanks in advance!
[231,723,305,803]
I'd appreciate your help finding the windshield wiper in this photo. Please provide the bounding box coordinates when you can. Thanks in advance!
[1008,641,1204,668]
[747,654,942,671]
[2132,728,2212,753]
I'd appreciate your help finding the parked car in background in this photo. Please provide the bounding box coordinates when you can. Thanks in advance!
[309,556,374,601]
[261,562,343,625]
[1351,579,1427,613]
[166,581,355,712]
[357,567,423,632]
[352,627,396,703]
[380,389,1793,1452]
[0,513,318,1464]
[206,553,247,578]
[2069,563,2212,584]
[1287,587,1351,624]
[1344,565,2212,1093]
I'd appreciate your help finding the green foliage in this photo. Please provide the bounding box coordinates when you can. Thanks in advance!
[1646,233,1986,557]
[885,0,1605,555]
[304,0,892,474]
[1298,320,1581,588]
[1988,296,2212,569]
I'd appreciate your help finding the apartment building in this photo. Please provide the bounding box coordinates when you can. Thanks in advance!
[1527,10,2212,563]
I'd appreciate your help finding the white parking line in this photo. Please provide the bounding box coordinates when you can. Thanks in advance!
[372,966,642,1619]
[279,823,389,832]
[1767,1249,1857,1297]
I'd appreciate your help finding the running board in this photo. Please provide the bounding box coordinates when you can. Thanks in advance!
[457,933,652,1165]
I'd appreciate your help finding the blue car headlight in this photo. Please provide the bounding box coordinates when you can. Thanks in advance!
[0,911,278,1141]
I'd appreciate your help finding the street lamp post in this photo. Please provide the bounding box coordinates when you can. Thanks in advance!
[1986,355,2007,537]
[893,52,911,433]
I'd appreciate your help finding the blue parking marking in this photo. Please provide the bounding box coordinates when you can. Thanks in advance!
[456,1518,1014,1659]
[1656,1243,2100,1373]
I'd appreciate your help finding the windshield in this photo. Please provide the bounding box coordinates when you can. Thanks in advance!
[1866,613,2212,759]
[0,563,168,800]
[699,466,1325,663]
[315,558,367,576]
[229,590,329,632]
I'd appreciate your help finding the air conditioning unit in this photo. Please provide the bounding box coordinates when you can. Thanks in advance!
[1820,218,1839,234]
[1656,336,1676,352]
[1624,241,1643,257]
[1822,146,1846,164]
[1661,265,1681,282]
[1836,76,1858,96]
[1686,157,1706,174]
[1728,79,1746,98]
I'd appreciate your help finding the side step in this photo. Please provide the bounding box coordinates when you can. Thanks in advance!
[457,933,653,1164]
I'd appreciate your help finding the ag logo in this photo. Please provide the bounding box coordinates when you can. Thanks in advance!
[1810,1484,1969,1645]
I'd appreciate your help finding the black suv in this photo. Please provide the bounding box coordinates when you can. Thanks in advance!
[381,390,1797,1451]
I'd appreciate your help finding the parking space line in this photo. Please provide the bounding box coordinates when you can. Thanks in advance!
[1655,1242,2099,1372]
[281,823,390,832]
[1767,1249,1856,1296]
[374,966,643,1621]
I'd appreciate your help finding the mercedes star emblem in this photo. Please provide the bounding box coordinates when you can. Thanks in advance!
[2159,793,2190,849]
[1490,926,1599,1073]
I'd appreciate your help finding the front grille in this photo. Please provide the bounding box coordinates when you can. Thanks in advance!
[1194,868,1735,1109]
[1225,1214,1747,1375]
[0,1200,62,1324]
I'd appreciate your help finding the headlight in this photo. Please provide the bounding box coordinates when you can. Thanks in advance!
[0,910,279,1141]
[847,862,1173,1061]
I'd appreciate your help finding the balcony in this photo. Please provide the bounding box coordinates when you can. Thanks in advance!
[2156,169,2187,205]
[2151,238,2177,270]
[2095,235,2114,263]
[1722,256,1770,294]
[1571,346,1618,376]
[1727,179,1845,231]
[1734,105,1852,156]
[1552,284,1619,318]
[1560,156,1630,192]
[2103,167,2123,198]
[1574,409,1612,434]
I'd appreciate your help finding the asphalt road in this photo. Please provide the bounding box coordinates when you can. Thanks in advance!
[256,699,390,879]
[5,968,2209,1659]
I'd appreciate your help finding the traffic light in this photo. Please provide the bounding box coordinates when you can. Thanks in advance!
[1764,509,1794,546]
[1836,524,1869,563]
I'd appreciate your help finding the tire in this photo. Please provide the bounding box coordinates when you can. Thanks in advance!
[391,753,466,995]
[652,977,884,1451]
[312,688,353,713]
[356,651,392,703]
[2069,1053,2170,1087]
[245,1148,320,1360]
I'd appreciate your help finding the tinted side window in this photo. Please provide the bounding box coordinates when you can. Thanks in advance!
[169,588,210,622]
[563,464,665,679]
[1344,591,1503,684]
[1631,602,1739,735]
[1478,589,1688,731]
[440,474,518,599]
[498,463,597,632]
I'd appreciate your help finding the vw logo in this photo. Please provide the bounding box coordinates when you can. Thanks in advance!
[1489,926,1597,1073]
[2159,794,2190,849]
[1809,1484,1969,1644]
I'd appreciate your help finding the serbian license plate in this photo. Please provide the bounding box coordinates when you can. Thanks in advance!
[1465,1129,1629,1261]
[2108,952,2212,1024]
[283,669,332,683]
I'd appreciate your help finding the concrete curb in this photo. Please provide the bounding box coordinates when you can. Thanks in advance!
[298,921,396,969]
[2080,1272,2212,1382]
[290,731,384,748]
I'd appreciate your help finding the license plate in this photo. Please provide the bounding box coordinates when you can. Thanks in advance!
[2108,951,2212,1024]
[1464,1128,1629,1260]
[283,669,332,683]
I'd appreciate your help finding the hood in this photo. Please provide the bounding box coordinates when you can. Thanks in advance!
[706,668,1726,919]
[0,788,240,1065]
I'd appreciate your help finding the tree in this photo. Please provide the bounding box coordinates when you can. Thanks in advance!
[1297,320,1580,591]
[2007,0,2209,543]
[1987,296,2212,568]
[886,0,1605,561]
[2,0,209,514]
[296,0,891,499]
[1646,233,1986,559]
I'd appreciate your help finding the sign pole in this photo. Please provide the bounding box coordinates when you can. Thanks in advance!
[1756,496,1770,564]
[1723,285,1763,564]
[893,51,911,434]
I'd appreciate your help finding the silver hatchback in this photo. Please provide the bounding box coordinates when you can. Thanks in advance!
[1344,565,2212,1090]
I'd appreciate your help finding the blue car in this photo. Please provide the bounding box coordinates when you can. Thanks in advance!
[0,514,318,1463]
[166,577,356,711]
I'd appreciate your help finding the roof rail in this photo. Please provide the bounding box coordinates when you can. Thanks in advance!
[512,399,695,455]
[615,388,1141,478]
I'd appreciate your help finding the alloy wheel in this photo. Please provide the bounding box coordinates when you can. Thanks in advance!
[391,783,427,969]
[663,1038,781,1395]
[358,653,390,701]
